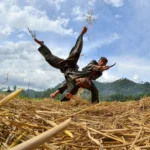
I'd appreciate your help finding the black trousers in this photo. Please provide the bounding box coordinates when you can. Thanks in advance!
[59,81,99,103]
[89,82,99,103]
[38,34,84,95]
[38,34,83,73]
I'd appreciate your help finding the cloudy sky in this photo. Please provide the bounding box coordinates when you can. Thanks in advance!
[0,0,150,91]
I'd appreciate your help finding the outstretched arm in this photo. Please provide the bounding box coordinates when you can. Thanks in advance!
[92,65,110,72]
[93,63,116,72]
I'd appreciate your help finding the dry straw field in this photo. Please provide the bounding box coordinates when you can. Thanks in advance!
[1,90,150,150]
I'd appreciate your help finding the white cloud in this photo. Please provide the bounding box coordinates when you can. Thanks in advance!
[72,6,86,21]
[0,25,14,38]
[85,32,120,51]
[46,0,66,10]
[61,12,66,16]
[0,39,72,90]
[132,74,140,82]
[25,0,66,11]
[103,0,124,7]
[88,0,96,6]
[0,0,73,37]
[94,54,150,83]
[98,71,119,82]
[107,55,150,83]
[115,14,122,18]
[17,33,26,39]
[72,5,98,22]
[99,33,120,46]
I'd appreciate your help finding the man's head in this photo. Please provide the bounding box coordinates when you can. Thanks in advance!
[98,57,108,66]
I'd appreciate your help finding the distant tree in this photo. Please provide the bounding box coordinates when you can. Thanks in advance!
[144,82,150,85]
[13,85,17,91]
[7,86,11,93]
[141,81,144,84]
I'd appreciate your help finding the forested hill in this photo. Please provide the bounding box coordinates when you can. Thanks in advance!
[94,78,150,96]
[18,78,150,101]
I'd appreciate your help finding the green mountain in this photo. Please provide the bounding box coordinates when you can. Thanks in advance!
[7,78,150,101]
[94,78,150,96]
[81,78,150,101]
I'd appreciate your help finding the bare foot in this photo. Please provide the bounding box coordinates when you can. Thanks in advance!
[50,90,60,98]
[34,38,44,45]
[80,26,88,35]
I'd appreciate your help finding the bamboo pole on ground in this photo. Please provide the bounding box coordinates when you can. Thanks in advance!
[0,88,23,106]
[9,132,27,148]
[36,115,73,138]
[9,118,71,150]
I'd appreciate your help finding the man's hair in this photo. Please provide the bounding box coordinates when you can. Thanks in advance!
[99,57,108,63]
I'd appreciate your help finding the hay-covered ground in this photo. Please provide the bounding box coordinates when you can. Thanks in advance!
[1,93,150,150]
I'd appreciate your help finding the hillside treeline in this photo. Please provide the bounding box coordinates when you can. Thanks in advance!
[1,78,150,101]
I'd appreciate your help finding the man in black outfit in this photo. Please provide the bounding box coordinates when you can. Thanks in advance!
[29,26,90,96]
[51,57,110,103]
[29,27,112,103]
